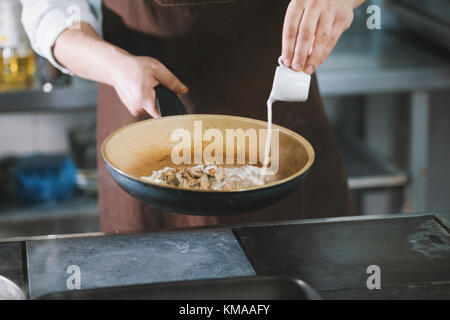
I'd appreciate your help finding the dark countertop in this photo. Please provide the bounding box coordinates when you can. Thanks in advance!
[1,212,449,300]
[235,214,450,299]
[25,229,255,299]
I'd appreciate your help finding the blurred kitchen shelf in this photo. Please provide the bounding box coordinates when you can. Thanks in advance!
[0,195,99,239]
[391,1,450,52]
[317,29,450,96]
[0,194,98,222]
[339,135,408,190]
[77,169,98,195]
[318,24,450,212]
[0,77,97,112]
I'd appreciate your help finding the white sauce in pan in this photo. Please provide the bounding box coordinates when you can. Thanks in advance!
[142,93,277,190]
[142,164,275,190]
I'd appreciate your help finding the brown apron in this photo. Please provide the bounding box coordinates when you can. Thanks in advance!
[97,0,353,233]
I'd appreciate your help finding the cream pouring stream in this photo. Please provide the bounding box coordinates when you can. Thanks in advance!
[263,57,312,172]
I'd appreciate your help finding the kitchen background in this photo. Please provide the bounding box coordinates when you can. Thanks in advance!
[0,0,449,239]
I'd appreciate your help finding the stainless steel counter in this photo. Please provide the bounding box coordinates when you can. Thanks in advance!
[0,77,97,112]
[317,29,450,212]
[317,30,450,96]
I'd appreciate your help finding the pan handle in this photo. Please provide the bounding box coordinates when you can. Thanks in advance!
[155,85,188,117]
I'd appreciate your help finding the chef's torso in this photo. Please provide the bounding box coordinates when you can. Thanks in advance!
[96,0,352,233]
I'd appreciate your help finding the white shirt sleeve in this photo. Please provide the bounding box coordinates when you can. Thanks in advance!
[20,0,101,74]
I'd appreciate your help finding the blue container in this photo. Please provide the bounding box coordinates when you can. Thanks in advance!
[15,154,77,205]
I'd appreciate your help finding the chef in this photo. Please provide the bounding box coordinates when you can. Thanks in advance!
[21,0,365,233]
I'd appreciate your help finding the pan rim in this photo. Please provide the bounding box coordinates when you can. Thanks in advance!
[101,114,315,193]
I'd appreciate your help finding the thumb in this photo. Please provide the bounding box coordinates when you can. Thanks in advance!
[155,62,188,94]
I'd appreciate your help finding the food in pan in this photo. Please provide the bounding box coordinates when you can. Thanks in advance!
[141,164,276,191]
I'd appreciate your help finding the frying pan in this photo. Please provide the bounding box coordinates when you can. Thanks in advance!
[101,86,314,216]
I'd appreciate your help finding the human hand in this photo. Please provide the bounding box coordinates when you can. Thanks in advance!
[112,55,188,117]
[282,0,357,74]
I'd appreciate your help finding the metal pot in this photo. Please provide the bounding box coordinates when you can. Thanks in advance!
[0,275,25,300]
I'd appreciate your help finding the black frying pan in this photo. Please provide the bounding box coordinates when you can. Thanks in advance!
[101,85,314,216]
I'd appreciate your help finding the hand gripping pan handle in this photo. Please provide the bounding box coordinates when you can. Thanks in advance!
[155,85,188,117]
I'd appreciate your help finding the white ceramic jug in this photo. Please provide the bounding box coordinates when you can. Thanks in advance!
[269,57,311,102]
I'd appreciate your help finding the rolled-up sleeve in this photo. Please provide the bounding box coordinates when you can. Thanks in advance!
[20,0,101,74]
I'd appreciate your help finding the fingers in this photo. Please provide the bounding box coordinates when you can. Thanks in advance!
[116,77,160,118]
[141,89,160,118]
[303,12,334,74]
[316,11,350,68]
[291,6,320,72]
[154,62,188,95]
[115,56,188,118]
[319,24,341,67]
[281,0,355,74]
[140,60,187,118]
[282,1,304,67]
